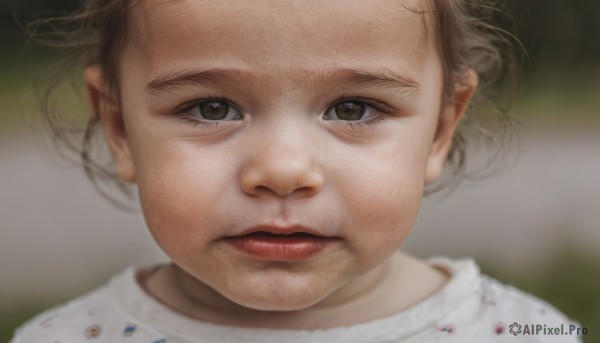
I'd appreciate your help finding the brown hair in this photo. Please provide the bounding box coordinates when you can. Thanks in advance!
[27,0,521,207]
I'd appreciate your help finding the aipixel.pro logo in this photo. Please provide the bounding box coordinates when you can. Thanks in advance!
[509,322,523,335]
[508,322,588,337]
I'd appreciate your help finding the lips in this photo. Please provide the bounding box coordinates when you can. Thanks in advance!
[224,226,338,261]
[230,225,332,237]
[239,231,318,238]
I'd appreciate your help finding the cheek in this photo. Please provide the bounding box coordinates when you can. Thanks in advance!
[133,139,230,253]
[336,138,427,257]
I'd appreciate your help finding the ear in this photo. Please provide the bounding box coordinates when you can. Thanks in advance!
[424,70,478,184]
[84,65,136,183]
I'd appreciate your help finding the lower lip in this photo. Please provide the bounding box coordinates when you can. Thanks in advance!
[225,235,337,261]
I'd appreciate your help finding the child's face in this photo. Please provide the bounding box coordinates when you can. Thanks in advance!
[89,0,474,311]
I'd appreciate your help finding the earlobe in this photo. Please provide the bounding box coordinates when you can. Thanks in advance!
[425,70,478,184]
[84,65,136,183]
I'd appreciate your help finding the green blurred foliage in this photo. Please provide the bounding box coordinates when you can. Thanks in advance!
[0,303,56,342]
[481,248,600,343]
[506,0,600,72]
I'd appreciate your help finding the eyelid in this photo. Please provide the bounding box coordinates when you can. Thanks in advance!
[329,96,396,115]
[170,95,398,132]
[173,97,242,115]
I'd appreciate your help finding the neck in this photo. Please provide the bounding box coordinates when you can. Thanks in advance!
[142,252,448,329]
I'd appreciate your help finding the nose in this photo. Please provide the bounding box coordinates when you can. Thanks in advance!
[240,143,324,198]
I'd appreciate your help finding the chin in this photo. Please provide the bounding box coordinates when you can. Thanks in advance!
[221,276,335,312]
[230,294,325,312]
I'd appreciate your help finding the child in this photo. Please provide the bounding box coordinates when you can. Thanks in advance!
[12,0,582,342]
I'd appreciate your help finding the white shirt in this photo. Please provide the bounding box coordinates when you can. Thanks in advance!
[11,257,583,342]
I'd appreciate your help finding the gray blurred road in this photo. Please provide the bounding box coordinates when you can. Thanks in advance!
[1,125,599,306]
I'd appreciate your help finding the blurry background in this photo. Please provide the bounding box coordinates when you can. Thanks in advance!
[1,0,599,342]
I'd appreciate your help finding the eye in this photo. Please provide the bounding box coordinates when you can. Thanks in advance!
[324,100,375,122]
[188,100,242,121]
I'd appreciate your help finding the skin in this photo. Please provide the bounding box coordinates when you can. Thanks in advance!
[86,0,477,329]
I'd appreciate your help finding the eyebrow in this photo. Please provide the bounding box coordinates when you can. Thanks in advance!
[323,68,420,92]
[146,68,252,95]
[145,67,420,95]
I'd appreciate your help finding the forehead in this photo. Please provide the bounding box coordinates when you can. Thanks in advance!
[127,0,434,79]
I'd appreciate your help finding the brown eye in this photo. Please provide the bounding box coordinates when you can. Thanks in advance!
[199,101,230,120]
[333,101,365,121]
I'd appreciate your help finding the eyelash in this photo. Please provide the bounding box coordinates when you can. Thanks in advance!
[173,96,391,130]
[325,97,389,130]
[174,94,239,129]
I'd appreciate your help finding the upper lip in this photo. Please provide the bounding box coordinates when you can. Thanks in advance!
[231,225,333,238]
